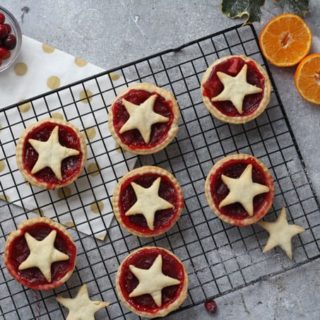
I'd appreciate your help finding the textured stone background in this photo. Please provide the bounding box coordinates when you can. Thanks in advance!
[2,0,320,319]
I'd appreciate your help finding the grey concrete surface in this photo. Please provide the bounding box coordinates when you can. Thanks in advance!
[167,259,320,320]
[1,0,320,319]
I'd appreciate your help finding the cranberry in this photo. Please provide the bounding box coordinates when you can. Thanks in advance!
[0,47,10,59]
[4,23,11,34]
[204,299,217,314]
[0,13,5,24]
[4,34,16,50]
[0,24,8,39]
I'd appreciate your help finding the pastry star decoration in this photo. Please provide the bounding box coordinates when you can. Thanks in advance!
[129,254,180,307]
[119,94,169,143]
[56,284,109,320]
[19,230,69,282]
[125,177,173,230]
[28,126,79,180]
[211,64,262,114]
[219,164,269,216]
[258,208,305,259]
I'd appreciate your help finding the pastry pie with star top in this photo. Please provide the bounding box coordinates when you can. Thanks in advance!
[16,118,87,189]
[205,154,274,226]
[112,166,184,237]
[116,246,188,318]
[108,83,180,154]
[4,217,77,290]
[201,55,271,124]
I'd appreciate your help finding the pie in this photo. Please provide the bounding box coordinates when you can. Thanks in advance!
[112,166,184,237]
[201,55,271,124]
[16,118,87,189]
[108,83,180,154]
[205,154,274,226]
[4,217,77,290]
[116,246,188,318]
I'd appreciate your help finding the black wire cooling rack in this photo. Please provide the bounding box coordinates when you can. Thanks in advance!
[1,24,320,320]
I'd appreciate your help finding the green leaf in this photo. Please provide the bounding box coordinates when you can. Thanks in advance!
[222,0,265,24]
[273,0,309,17]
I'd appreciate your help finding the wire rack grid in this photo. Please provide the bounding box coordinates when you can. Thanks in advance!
[1,24,320,320]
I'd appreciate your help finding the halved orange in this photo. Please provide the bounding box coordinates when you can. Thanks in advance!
[295,54,320,105]
[259,14,312,67]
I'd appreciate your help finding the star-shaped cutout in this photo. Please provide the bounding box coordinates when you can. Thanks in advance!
[125,177,173,230]
[219,164,270,216]
[258,208,305,259]
[211,64,262,114]
[129,254,180,307]
[19,230,69,282]
[119,94,169,143]
[56,284,109,320]
[28,126,80,180]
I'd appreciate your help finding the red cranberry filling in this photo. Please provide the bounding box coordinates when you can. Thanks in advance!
[112,89,174,150]
[22,122,82,187]
[202,57,265,116]
[119,173,181,235]
[210,158,272,219]
[7,222,76,287]
[119,248,185,313]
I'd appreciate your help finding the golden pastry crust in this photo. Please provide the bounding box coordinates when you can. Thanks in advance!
[4,217,76,291]
[16,118,87,190]
[112,166,184,237]
[108,83,180,155]
[116,246,188,318]
[258,207,305,259]
[56,284,110,319]
[205,153,274,226]
[201,55,271,124]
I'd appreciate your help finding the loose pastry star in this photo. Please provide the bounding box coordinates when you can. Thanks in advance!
[125,177,173,230]
[28,126,80,180]
[119,94,169,143]
[258,208,305,259]
[19,230,69,282]
[220,164,269,216]
[129,254,180,307]
[211,64,262,114]
[56,284,109,320]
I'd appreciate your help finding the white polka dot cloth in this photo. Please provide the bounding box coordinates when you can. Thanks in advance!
[0,35,137,240]
[0,36,109,108]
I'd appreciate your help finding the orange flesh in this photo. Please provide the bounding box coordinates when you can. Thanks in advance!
[295,54,320,105]
[259,14,312,67]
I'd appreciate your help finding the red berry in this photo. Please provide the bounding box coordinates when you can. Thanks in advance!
[4,34,16,50]
[0,24,8,39]
[4,23,11,34]
[0,13,5,24]
[204,299,217,314]
[0,47,10,59]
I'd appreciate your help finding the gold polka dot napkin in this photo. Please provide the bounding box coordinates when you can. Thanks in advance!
[0,36,137,240]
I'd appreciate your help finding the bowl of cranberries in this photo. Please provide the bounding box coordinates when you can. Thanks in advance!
[0,6,22,72]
